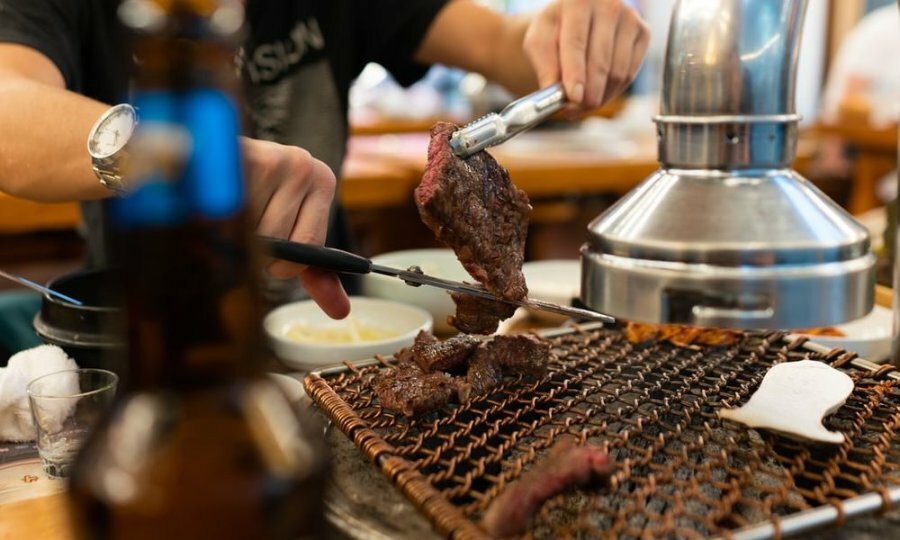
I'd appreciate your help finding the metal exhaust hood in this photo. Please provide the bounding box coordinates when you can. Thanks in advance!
[581,0,875,329]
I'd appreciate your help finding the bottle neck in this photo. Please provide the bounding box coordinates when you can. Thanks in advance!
[110,11,262,391]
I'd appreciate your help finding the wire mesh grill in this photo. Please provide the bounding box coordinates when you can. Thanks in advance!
[305,327,900,539]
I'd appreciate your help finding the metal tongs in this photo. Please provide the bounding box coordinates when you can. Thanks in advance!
[262,238,614,324]
[449,83,566,158]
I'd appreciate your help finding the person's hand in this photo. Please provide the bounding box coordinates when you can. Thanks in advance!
[241,137,350,319]
[523,0,650,112]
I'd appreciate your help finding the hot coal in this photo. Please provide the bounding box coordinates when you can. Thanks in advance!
[415,121,530,307]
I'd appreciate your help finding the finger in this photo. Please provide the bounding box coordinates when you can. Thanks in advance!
[558,0,593,105]
[582,1,619,108]
[241,139,279,226]
[523,5,561,88]
[287,158,336,247]
[299,267,351,320]
[602,9,648,104]
[627,19,651,84]
[255,150,321,240]
[266,159,336,277]
[599,13,637,105]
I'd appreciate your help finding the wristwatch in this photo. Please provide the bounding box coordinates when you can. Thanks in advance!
[87,103,138,193]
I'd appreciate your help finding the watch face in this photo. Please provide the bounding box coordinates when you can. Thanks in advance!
[89,105,136,158]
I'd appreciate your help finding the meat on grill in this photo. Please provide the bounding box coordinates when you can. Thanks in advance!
[410,332,480,373]
[415,122,530,316]
[449,291,517,335]
[373,362,458,417]
[624,322,744,348]
[377,331,551,416]
[459,353,503,401]
[486,334,549,377]
[481,438,614,537]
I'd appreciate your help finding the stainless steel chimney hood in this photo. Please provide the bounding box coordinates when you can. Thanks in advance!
[581,0,875,329]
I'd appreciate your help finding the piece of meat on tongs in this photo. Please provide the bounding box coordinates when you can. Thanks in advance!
[415,121,530,332]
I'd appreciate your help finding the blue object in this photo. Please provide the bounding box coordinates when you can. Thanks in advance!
[0,291,42,365]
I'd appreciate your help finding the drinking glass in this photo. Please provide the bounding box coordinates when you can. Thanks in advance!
[27,368,118,478]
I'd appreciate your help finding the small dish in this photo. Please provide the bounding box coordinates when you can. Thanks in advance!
[792,305,893,363]
[264,297,432,371]
[521,260,581,322]
[361,249,469,333]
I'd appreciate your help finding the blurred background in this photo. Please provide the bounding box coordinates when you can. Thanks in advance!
[1,0,897,304]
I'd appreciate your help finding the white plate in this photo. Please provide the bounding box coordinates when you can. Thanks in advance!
[361,249,469,333]
[522,260,581,322]
[264,297,432,371]
[792,305,893,363]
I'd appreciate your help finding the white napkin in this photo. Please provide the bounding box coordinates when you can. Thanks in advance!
[0,345,78,442]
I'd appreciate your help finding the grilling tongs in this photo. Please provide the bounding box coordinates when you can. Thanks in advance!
[263,237,615,324]
[449,83,566,158]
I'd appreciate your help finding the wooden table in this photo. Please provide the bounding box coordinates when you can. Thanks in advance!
[813,122,898,215]
[344,130,659,208]
[0,194,81,235]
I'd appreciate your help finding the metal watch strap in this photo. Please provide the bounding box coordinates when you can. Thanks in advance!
[92,164,128,193]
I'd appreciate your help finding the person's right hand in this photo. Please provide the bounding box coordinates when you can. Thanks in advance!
[241,137,350,320]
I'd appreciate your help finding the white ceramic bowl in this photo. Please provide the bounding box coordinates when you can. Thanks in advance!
[521,259,581,322]
[793,305,893,363]
[265,297,432,371]
[361,249,469,333]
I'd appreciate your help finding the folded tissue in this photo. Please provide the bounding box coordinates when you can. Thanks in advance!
[0,345,78,442]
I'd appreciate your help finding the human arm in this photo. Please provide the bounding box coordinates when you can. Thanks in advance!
[0,44,349,318]
[415,0,650,111]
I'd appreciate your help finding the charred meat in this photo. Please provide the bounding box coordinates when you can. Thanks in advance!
[411,332,480,373]
[485,333,549,377]
[460,354,504,400]
[624,322,744,347]
[415,122,530,302]
[481,438,614,537]
[373,363,458,418]
[449,291,518,335]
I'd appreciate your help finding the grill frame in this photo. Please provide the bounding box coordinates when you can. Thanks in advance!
[305,324,900,539]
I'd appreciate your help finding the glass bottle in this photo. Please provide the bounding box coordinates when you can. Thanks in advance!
[67,1,330,538]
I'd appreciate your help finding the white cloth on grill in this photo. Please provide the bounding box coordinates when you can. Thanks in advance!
[0,345,78,442]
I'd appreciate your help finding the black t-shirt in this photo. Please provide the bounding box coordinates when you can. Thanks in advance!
[0,0,449,265]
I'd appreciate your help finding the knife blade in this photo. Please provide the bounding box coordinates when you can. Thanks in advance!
[261,237,614,324]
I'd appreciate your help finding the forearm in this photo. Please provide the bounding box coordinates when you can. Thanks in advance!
[416,2,538,96]
[0,76,109,202]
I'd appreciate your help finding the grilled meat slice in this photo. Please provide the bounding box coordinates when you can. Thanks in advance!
[415,122,530,302]
[449,291,517,335]
[485,333,549,377]
[373,362,457,417]
[461,353,504,400]
[412,333,481,373]
[481,439,614,537]
[624,322,744,347]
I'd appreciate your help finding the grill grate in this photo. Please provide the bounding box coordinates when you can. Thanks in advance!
[305,327,900,539]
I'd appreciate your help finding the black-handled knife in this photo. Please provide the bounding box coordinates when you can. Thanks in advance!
[260,237,615,324]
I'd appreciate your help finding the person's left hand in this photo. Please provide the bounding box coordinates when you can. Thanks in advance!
[523,0,650,112]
